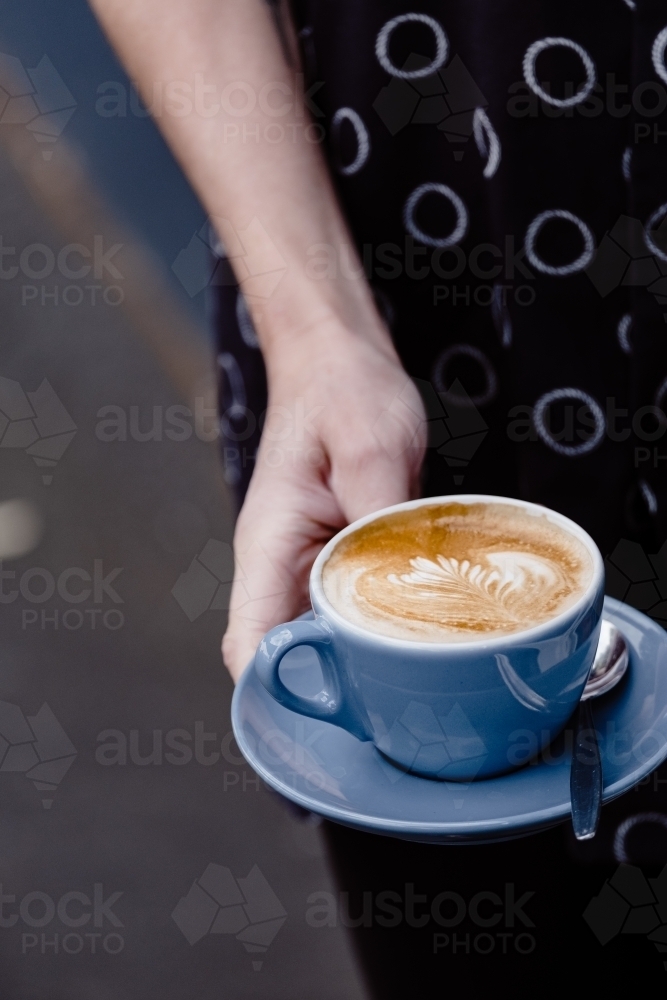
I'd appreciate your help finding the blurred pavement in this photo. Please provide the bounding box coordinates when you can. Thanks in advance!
[0,130,366,999]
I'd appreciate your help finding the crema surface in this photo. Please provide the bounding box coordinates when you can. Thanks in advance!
[322,503,594,642]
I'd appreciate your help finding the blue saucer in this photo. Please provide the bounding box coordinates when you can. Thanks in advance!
[231,598,667,843]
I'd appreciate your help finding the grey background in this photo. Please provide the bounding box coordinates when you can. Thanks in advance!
[0,5,366,996]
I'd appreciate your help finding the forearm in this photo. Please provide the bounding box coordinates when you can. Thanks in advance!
[89,0,394,372]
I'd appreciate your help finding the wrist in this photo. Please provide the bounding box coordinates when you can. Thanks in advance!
[249,270,398,374]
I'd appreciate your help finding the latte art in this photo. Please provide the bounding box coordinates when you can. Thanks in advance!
[388,551,564,629]
[322,502,594,642]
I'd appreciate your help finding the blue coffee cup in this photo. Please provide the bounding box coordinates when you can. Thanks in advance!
[255,496,605,781]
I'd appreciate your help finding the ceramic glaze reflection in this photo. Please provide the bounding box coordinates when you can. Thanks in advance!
[322,502,593,642]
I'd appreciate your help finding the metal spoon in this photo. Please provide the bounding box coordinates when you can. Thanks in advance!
[581,619,629,701]
[570,619,629,841]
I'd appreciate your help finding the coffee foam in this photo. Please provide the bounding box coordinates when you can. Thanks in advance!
[321,502,594,642]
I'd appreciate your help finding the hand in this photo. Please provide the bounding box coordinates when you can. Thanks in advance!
[221,319,427,681]
[90,0,424,685]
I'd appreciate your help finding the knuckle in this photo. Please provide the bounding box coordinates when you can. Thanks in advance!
[340,436,384,471]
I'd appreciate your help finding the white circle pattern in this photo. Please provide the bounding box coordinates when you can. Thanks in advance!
[639,480,658,515]
[523,37,596,108]
[533,388,606,457]
[524,209,595,276]
[622,146,632,183]
[614,813,667,863]
[645,202,667,262]
[473,107,501,179]
[331,107,371,176]
[652,26,667,86]
[208,222,226,259]
[492,284,512,348]
[221,20,648,477]
[375,13,448,79]
[236,292,260,349]
[433,345,498,408]
[217,352,247,419]
[655,374,667,412]
[403,183,468,248]
[617,314,632,355]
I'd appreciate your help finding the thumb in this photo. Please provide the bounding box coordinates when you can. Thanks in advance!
[222,534,298,682]
[220,465,335,680]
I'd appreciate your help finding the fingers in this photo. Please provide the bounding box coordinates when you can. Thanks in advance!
[221,362,427,683]
[222,524,301,682]
[221,631,257,686]
[370,375,427,463]
[221,474,340,681]
[222,538,295,683]
[330,446,413,525]
[330,378,427,524]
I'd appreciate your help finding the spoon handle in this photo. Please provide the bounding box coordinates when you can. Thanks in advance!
[570,700,602,840]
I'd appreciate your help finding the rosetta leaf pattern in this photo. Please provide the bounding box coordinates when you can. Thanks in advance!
[386,551,562,629]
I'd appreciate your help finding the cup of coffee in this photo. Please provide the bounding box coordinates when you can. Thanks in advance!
[255,496,604,780]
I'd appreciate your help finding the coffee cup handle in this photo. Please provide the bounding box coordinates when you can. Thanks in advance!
[254,619,369,740]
